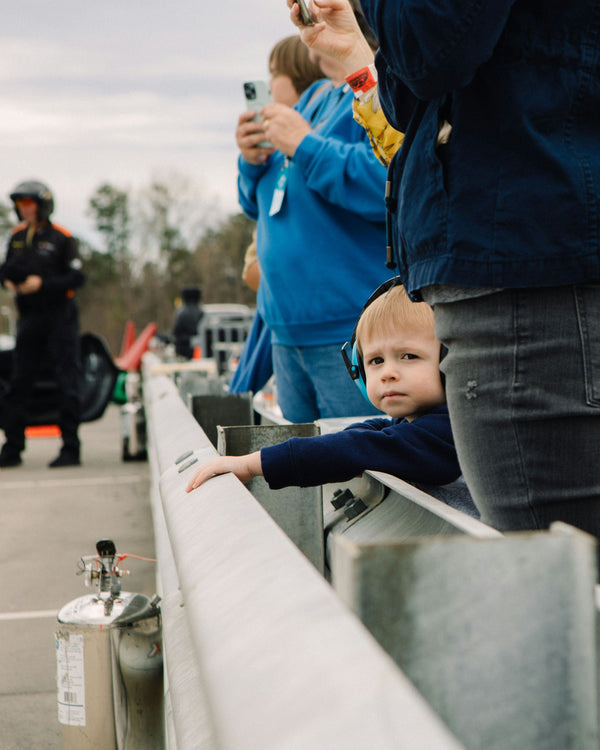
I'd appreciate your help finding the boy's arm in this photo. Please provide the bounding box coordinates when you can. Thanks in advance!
[261,408,461,489]
[185,408,460,493]
[185,451,263,492]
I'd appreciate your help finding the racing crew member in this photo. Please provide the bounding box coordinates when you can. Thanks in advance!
[0,179,85,468]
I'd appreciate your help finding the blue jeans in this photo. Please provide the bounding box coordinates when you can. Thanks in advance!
[434,284,600,538]
[272,342,381,423]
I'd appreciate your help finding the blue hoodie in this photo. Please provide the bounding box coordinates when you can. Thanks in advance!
[238,80,389,346]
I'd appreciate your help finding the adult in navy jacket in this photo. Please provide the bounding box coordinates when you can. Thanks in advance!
[358,0,600,538]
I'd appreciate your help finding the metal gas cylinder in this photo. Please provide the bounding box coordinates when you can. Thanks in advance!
[56,539,163,750]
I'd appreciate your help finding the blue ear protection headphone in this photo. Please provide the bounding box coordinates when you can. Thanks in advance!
[341,277,401,402]
[341,277,448,403]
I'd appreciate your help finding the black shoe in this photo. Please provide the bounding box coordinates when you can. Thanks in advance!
[0,450,22,468]
[48,451,80,468]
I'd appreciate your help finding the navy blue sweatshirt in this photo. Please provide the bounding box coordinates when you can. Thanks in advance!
[260,404,459,489]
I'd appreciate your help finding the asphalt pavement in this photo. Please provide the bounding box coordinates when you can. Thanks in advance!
[0,405,156,749]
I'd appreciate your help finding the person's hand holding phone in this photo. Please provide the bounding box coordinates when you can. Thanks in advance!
[236,110,276,165]
[294,0,316,25]
[259,104,312,158]
[288,0,374,75]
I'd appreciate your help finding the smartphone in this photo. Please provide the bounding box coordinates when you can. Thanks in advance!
[296,0,315,25]
[243,80,273,148]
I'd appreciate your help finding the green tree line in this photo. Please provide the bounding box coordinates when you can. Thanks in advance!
[0,178,257,355]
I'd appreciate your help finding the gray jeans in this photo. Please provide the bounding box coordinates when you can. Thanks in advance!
[433,284,600,538]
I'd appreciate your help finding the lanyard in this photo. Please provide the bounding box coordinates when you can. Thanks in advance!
[269,157,289,216]
[269,84,349,216]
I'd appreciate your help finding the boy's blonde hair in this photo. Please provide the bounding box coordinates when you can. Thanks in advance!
[355,284,435,355]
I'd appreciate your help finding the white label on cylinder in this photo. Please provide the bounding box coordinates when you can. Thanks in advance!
[56,632,86,726]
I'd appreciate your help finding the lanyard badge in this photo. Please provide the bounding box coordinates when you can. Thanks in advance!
[269,158,289,216]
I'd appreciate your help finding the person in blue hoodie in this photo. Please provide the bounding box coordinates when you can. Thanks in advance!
[186,281,460,493]
[324,0,600,539]
[236,17,389,424]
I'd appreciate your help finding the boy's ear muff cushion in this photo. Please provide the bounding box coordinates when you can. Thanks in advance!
[341,338,369,402]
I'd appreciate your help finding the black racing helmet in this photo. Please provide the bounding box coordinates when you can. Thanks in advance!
[10,179,55,221]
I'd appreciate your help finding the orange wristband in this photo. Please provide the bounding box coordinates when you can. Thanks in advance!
[345,64,377,96]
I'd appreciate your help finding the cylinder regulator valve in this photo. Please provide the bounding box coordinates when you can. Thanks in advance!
[77,538,130,616]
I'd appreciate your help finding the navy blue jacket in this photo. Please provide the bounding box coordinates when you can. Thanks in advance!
[260,404,460,489]
[359,0,600,296]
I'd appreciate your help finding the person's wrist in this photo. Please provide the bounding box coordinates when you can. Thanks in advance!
[248,450,263,479]
[342,38,375,76]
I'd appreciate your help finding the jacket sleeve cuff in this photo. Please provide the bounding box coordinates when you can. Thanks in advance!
[260,443,296,490]
[238,155,268,179]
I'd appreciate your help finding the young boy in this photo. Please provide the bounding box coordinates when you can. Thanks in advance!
[186,284,459,493]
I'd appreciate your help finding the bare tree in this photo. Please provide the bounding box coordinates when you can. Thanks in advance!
[192,213,256,305]
[134,171,219,269]
[78,176,255,352]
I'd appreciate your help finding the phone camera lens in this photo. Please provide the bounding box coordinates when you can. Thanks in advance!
[244,83,256,100]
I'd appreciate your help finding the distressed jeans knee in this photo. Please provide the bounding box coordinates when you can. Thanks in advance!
[434,286,600,539]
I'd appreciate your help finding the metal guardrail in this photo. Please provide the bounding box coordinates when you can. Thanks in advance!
[144,353,600,750]
[143,354,465,750]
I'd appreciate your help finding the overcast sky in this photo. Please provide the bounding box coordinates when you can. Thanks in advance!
[0,0,295,244]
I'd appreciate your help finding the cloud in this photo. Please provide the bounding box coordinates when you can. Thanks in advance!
[0,0,295,244]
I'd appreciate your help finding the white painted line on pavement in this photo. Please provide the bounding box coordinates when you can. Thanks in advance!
[0,609,58,622]
[0,474,146,490]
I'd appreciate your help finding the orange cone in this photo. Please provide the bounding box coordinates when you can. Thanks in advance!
[25,425,62,438]
[114,322,158,372]
[118,320,137,359]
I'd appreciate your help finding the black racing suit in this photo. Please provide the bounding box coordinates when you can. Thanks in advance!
[0,221,85,455]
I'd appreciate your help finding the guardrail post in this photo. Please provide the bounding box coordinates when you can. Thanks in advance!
[217,423,324,573]
[188,393,254,447]
[177,371,226,403]
[330,522,599,750]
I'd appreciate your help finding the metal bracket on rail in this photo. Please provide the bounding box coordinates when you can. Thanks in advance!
[325,473,388,529]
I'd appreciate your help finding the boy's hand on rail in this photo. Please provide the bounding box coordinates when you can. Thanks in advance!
[185,451,263,492]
